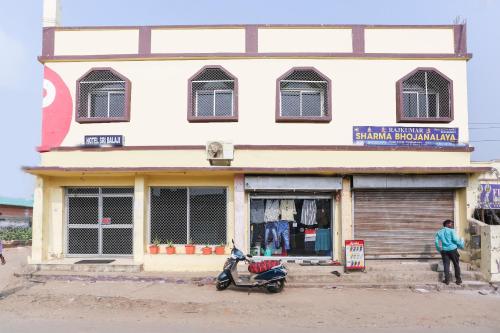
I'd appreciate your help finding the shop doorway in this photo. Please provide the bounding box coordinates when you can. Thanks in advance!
[249,194,334,260]
[66,187,134,257]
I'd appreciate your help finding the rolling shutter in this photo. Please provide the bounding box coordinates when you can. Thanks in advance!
[353,189,454,258]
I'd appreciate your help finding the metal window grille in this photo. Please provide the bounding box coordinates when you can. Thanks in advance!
[280,69,328,117]
[78,70,126,119]
[66,187,134,256]
[402,70,450,118]
[191,68,234,117]
[150,187,227,245]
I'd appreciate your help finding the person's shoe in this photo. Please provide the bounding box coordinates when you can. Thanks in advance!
[456,279,462,285]
[442,280,450,285]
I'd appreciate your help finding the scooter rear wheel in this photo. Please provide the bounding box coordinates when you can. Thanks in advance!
[266,280,285,293]
[216,281,230,291]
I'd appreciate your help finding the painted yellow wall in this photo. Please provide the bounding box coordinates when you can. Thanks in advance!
[151,28,246,53]
[46,58,469,148]
[40,149,471,169]
[365,28,455,54]
[258,28,352,53]
[54,30,140,56]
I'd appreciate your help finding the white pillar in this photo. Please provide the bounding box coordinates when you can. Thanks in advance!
[234,174,245,250]
[43,0,61,27]
[133,176,146,263]
[340,177,353,255]
[30,176,46,263]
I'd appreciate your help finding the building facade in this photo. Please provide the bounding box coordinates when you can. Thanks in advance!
[25,7,491,271]
[0,198,33,228]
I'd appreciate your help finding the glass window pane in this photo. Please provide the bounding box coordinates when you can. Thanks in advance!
[302,91,322,116]
[418,92,427,117]
[214,91,233,116]
[281,91,300,116]
[189,188,227,245]
[428,93,438,117]
[89,92,108,118]
[403,92,418,118]
[109,93,125,117]
[150,188,187,244]
[102,197,133,225]
[68,228,99,254]
[68,197,98,225]
[196,91,214,116]
[102,228,133,255]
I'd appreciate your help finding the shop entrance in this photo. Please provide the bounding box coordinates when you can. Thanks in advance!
[249,194,334,260]
[66,187,134,257]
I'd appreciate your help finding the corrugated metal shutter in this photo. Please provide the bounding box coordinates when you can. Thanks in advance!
[353,189,454,258]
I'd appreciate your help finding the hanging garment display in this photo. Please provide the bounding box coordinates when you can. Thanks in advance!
[264,200,280,222]
[280,199,297,221]
[251,223,265,245]
[250,199,266,224]
[264,222,279,248]
[315,228,332,252]
[276,220,291,250]
[301,200,317,225]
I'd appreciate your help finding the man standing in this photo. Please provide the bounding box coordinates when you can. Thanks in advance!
[435,219,464,285]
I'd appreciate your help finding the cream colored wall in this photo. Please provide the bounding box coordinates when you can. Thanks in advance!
[151,28,245,53]
[48,58,469,148]
[365,28,455,54]
[258,28,352,53]
[40,149,471,169]
[54,30,139,56]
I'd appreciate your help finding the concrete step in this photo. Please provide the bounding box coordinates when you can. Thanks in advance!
[287,280,492,291]
[33,263,143,273]
[365,260,439,272]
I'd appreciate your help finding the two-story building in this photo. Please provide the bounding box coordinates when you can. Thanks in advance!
[25,1,491,271]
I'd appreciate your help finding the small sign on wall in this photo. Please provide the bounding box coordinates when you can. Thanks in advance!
[353,126,459,147]
[478,184,500,209]
[84,135,123,147]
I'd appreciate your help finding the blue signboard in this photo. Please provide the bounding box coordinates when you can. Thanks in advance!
[478,184,500,209]
[84,135,123,147]
[353,126,460,147]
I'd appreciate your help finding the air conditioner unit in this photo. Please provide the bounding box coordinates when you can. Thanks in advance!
[206,141,234,166]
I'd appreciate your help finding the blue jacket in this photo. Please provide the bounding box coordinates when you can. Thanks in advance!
[435,227,464,252]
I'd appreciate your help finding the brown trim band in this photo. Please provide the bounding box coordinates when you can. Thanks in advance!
[352,25,365,54]
[245,26,258,53]
[23,166,491,175]
[138,27,152,56]
[38,52,472,63]
[42,27,55,57]
[48,145,474,152]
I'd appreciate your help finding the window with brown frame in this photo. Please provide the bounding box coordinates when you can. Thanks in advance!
[276,68,331,123]
[76,68,131,123]
[188,66,238,122]
[397,68,453,123]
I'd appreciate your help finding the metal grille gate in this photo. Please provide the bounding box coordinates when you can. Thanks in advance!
[66,187,134,257]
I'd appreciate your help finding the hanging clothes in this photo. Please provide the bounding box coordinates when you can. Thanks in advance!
[250,199,266,224]
[315,228,332,252]
[264,199,280,222]
[280,199,297,221]
[301,199,317,225]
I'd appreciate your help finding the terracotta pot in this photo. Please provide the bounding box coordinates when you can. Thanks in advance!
[149,245,160,254]
[166,246,176,255]
[202,247,213,255]
[185,244,196,255]
[215,246,225,255]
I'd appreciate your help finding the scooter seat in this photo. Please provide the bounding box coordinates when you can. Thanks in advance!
[248,260,281,274]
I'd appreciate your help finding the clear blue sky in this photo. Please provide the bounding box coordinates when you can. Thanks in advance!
[0,0,499,199]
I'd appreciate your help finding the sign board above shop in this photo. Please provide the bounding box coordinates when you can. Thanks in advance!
[84,135,124,147]
[478,184,500,209]
[353,126,460,147]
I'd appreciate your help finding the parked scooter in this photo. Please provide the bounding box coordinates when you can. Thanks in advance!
[216,240,288,293]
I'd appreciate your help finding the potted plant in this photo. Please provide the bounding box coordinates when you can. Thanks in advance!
[215,242,226,255]
[165,240,176,255]
[149,236,160,254]
[185,239,196,255]
[201,245,213,255]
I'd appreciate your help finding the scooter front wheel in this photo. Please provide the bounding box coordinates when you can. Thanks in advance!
[266,279,285,293]
[216,281,230,291]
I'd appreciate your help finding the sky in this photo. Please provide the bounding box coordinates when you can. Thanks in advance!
[0,0,499,199]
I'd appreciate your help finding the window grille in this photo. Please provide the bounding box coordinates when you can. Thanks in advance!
[77,69,128,121]
[190,67,236,119]
[279,69,329,118]
[150,187,227,245]
[401,69,451,120]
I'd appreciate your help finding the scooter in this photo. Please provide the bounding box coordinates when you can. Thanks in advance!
[216,240,288,293]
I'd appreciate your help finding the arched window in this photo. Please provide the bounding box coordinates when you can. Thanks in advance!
[76,68,131,123]
[397,68,453,122]
[188,66,238,122]
[276,67,331,122]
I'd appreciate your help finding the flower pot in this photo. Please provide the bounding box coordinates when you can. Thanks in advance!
[166,246,176,255]
[215,246,225,255]
[185,244,196,255]
[149,245,160,254]
[202,247,213,255]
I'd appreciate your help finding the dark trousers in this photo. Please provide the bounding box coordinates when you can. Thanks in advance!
[441,249,461,282]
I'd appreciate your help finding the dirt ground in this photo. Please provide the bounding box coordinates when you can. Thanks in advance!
[1,247,499,333]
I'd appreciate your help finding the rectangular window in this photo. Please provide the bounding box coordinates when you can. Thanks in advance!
[403,91,439,118]
[281,90,323,117]
[150,187,227,245]
[88,91,125,118]
[195,90,233,117]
